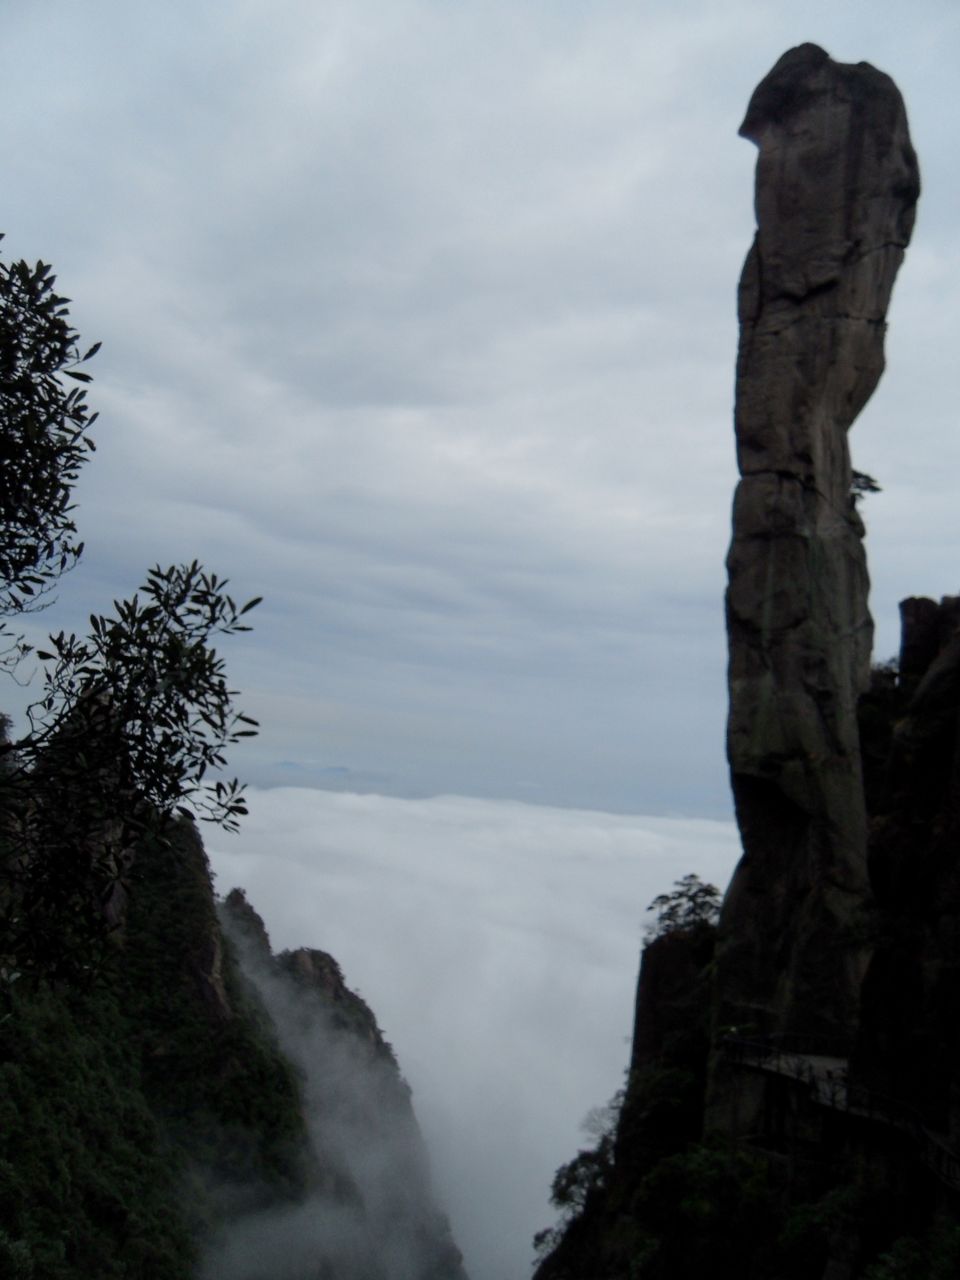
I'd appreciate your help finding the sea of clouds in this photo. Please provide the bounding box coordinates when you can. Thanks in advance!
[206,787,741,1280]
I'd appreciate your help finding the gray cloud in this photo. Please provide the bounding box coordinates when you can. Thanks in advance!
[206,787,742,1280]
[4,1,954,812]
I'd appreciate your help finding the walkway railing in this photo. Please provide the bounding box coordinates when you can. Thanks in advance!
[721,1035,960,1193]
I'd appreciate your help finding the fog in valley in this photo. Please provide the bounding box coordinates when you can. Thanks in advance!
[208,789,741,1277]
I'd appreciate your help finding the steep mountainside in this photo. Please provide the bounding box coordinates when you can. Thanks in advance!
[534,600,960,1280]
[717,39,917,1068]
[533,45,960,1280]
[210,889,467,1280]
[0,818,466,1280]
[855,598,960,1142]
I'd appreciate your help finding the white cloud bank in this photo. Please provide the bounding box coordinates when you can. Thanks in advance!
[206,787,741,1280]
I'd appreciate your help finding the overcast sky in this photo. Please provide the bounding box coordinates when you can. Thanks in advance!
[4,6,959,1278]
[4,0,958,816]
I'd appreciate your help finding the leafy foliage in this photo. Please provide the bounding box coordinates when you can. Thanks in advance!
[534,910,721,1279]
[0,980,196,1279]
[644,873,721,942]
[850,469,882,506]
[533,1087,624,1261]
[0,241,97,628]
[28,561,260,826]
[550,1143,613,1214]
[0,239,306,1275]
[1,565,260,983]
[0,240,260,985]
[120,822,311,1206]
[0,825,315,1279]
[865,1220,960,1280]
[633,1140,777,1276]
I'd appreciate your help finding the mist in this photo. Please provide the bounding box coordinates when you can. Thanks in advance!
[206,788,741,1279]
[202,900,463,1280]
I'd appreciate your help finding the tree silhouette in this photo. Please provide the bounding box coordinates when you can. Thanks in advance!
[644,874,721,941]
[0,241,259,984]
[0,242,97,632]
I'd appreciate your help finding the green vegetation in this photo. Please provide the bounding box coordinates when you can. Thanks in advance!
[0,239,467,1280]
[0,979,195,1279]
[537,1105,889,1280]
[535,863,957,1279]
[2,565,260,984]
[850,469,882,506]
[535,874,912,1280]
[0,821,317,1277]
[535,877,722,1278]
[0,240,259,984]
[0,239,97,633]
[865,1220,960,1279]
[631,1140,776,1275]
[122,823,311,1208]
[643,873,721,942]
[534,1088,624,1260]
[0,240,302,1275]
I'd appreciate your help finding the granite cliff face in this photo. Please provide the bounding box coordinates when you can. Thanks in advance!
[0,821,466,1280]
[532,46,960,1280]
[211,889,467,1280]
[719,42,919,1052]
[856,597,960,1141]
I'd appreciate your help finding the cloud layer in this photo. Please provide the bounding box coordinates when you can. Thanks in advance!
[206,787,742,1279]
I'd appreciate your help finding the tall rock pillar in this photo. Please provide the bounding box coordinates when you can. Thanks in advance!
[714,45,919,1060]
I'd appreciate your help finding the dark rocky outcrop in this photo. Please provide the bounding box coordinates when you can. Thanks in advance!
[215,890,468,1280]
[0,823,466,1280]
[717,43,919,1060]
[533,925,719,1280]
[532,46,960,1280]
[855,597,960,1141]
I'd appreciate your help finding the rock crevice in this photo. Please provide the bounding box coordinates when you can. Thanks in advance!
[714,44,919,1072]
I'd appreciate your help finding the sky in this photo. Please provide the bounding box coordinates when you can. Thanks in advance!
[4,0,959,816]
[3,3,959,1277]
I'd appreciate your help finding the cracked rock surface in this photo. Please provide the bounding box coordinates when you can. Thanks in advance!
[715,44,919,1052]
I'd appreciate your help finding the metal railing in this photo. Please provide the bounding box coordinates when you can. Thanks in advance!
[721,1035,960,1193]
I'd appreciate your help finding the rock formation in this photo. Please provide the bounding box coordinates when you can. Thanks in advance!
[216,890,468,1280]
[531,47,942,1280]
[716,43,919,1055]
[855,597,960,1140]
[0,823,467,1280]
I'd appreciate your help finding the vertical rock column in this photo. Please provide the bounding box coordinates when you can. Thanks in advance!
[715,45,919,1054]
